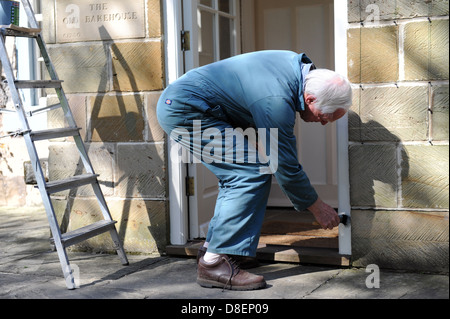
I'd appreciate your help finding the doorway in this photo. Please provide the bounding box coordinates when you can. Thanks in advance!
[251,0,338,209]
[242,0,343,261]
[165,0,351,263]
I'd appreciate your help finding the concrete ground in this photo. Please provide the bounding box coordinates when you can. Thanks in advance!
[0,206,448,302]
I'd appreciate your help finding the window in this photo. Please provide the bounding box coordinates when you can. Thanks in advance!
[197,0,240,66]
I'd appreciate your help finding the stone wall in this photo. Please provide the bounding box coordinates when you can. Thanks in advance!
[41,0,168,255]
[347,0,449,272]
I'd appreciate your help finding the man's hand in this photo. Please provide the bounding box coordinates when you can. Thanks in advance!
[307,198,340,230]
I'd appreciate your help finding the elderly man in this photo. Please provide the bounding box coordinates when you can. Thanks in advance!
[157,50,352,291]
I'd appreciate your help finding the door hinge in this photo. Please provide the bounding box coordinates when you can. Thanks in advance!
[186,176,195,196]
[181,30,191,51]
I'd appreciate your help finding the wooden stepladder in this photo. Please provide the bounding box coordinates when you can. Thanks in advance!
[0,0,128,289]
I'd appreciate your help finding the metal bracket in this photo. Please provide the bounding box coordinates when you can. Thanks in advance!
[186,176,195,196]
[181,30,191,51]
[339,214,351,226]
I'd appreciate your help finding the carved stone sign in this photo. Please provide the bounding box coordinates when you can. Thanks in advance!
[56,1,145,43]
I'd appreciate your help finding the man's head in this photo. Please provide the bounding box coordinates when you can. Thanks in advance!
[301,69,352,125]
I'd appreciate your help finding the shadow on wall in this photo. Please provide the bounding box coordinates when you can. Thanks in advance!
[56,26,167,255]
[349,110,448,210]
[349,111,409,209]
[348,112,449,273]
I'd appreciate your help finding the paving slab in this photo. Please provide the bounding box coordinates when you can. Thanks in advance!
[0,206,448,305]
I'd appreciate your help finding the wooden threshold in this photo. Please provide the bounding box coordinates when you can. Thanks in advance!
[260,208,339,249]
[166,241,350,267]
[166,208,351,267]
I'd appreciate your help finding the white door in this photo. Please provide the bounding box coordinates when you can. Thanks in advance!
[182,0,241,238]
[249,0,339,208]
[183,0,340,240]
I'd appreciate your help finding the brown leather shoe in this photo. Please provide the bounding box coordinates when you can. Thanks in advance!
[197,255,266,291]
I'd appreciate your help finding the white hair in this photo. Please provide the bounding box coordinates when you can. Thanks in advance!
[304,69,353,114]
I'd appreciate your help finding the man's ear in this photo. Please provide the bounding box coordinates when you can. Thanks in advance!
[304,94,316,105]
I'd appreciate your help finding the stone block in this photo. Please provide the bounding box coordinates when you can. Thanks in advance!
[351,209,449,273]
[396,0,433,19]
[431,0,450,16]
[147,0,162,38]
[349,85,429,142]
[348,0,449,23]
[395,0,449,19]
[401,145,449,209]
[109,199,168,253]
[89,94,145,142]
[145,91,165,142]
[404,20,449,81]
[348,0,397,23]
[48,44,110,93]
[47,95,87,141]
[349,144,398,208]
[63,197,167,254]
[404,21,431,81]
[115,143,166,198]
[348,26,399,83]
[431,84,449,141]
[48,142,115,196]
[111,41,163,92]
[55,0,146,43]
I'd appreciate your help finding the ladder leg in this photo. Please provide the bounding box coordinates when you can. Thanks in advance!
[54,241,77,290]
[38,181,78,289]
[108,228,129,266]
[91,179,129,266]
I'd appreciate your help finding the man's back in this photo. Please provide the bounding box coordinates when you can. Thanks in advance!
[192,50,304,110]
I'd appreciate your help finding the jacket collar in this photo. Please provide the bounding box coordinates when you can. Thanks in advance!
[296,53,315,112]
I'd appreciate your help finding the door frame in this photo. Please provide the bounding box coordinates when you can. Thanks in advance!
[163,0,351,255]
[163,0,189,245]
[183,0,242,239]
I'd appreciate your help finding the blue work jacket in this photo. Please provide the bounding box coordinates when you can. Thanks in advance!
[184,50,319,211]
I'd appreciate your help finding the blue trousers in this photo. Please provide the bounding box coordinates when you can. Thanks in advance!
[157,80,272,257]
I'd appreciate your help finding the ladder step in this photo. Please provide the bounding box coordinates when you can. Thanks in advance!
[0,25,41,38]
[54,220,118,248]
[30,127,80,141]
[45,174,99,194]
[14,80,63,89]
